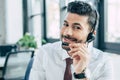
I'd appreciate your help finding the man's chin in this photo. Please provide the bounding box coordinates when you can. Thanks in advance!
[62,46,71,51]
[61,42,70,51]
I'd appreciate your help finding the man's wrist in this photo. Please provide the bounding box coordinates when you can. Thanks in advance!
[74,72,86,79]
[74,68,90,79]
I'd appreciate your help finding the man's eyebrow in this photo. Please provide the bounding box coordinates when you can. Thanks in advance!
[64,20,68,23]
[73,23,82,27]
[73,23,83,28]
[73,23,81,25]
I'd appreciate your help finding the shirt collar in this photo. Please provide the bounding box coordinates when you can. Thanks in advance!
[62,50,70,60]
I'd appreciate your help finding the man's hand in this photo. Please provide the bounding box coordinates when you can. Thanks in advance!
[68,43,90,74]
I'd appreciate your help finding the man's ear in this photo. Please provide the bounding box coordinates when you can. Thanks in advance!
[93,30,96,35]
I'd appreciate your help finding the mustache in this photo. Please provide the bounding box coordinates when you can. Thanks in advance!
[62,35,78,42]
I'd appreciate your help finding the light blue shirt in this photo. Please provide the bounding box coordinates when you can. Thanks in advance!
[29,41,113,80]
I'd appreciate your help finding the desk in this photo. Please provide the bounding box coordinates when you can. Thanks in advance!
[0,57,5,68]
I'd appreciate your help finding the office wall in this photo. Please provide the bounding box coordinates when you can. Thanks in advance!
[0,0,6,44]
[5,0,23,44]
[0,0,23,44]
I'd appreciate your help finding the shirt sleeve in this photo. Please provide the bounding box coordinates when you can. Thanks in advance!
[96,56,114,80]
[29,48,46,80]
[73,55,113,80]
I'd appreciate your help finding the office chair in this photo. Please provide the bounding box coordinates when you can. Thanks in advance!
[0,44,17,57]
[2,50,34,80]
[24,57,34,80]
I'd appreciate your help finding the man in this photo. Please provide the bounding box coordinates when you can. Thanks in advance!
[29,1,113,80]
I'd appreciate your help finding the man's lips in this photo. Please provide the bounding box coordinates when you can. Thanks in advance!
[62,37,77,43]
[62,38,70,42]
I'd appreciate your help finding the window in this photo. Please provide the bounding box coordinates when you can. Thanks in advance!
[98,0,120,53]
[27,0,42,46]
[105,0,120,43]
[46,0,60,39]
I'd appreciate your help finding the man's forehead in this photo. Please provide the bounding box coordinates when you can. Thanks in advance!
[64,13,89,24]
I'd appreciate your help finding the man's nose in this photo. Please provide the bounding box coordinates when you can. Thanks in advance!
[64,27,73,36]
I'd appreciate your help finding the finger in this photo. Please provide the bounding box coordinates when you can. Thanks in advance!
[71,51,90,67]
[68,45,88,56]
[80,44,88,54]
[68,47,80,54]
[69,43,80,49]
[71,50,85,58]
[69,43,87,49]
[72,53,88,65]
[83,43,87,48]
[71,52,80,59]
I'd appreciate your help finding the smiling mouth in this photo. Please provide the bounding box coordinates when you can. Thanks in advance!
[62,35,78,43]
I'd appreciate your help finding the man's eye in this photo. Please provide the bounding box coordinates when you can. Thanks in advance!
[63,23,69,27]
[74,26,80,29]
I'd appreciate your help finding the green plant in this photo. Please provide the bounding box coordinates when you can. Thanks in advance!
[42,39,47,45]
[17,33,37,49]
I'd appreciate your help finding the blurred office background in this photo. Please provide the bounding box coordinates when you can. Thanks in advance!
[0,0,120,80]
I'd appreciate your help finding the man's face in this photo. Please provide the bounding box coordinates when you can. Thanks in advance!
[60,12,90,44]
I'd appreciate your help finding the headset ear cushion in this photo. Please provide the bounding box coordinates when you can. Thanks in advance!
[87,33,95,43]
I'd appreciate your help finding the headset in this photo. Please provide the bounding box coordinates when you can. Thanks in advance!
[86,9,99,43]
[86,32,95,43]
